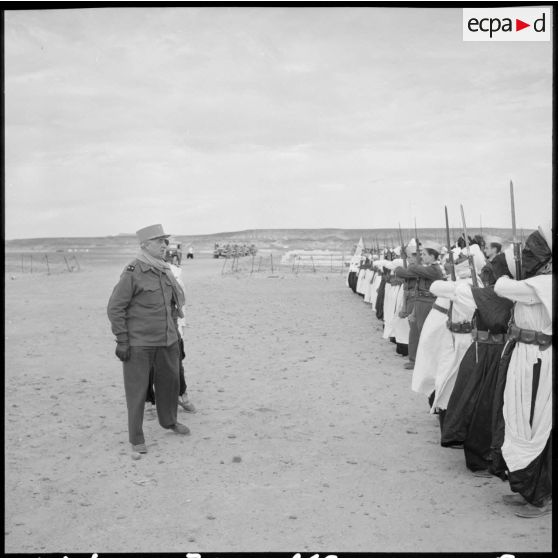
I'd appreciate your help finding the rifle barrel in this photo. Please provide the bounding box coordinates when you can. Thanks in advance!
[510,179,522,279]
[510,180,517,238]
[398,222,407,268]
[460,204,478,287]
[414,218,422,264]
[445,206,456,281]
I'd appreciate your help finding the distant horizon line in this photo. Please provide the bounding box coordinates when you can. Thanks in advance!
[5,225,534,242]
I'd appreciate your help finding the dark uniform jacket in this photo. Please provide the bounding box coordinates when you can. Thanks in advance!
[107,259,181,347]
[479,253,512,286]
[395,263,444,306]
[395,263,443,287]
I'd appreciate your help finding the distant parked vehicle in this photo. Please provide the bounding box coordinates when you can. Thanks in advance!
[165,243,182,265]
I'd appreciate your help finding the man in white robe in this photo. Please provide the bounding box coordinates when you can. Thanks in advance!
[346,237,364,290]
[411,295,451,399]
[494,227,552,518]
[429,275,477,416]
[381,264,396,340]
[429,245,486,419]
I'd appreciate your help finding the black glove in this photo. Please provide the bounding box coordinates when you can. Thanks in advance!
[115,342,131,362]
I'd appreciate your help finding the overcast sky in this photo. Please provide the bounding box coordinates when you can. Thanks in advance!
[5,7,552,239]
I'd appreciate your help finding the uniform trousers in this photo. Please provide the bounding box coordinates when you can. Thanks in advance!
[123,342,180,445]
[146,337,186,403]
[408,319,419,362]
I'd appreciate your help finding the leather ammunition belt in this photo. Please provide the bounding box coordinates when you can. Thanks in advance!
[432,303,449,315]
[447,321,473,334]
[507,324,552,348]
[471,328,506,345]
[416,290,435,299]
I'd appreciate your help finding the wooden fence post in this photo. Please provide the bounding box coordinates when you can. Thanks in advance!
[21,254,24,273]
[45,254,50,275]
[270,254,274,273]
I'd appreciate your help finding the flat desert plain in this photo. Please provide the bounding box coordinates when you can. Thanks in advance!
[4,255,551,552]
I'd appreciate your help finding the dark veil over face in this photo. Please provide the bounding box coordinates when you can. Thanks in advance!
[522,230,552,278]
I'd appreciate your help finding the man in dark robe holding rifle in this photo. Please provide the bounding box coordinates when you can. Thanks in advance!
[440,249,513,473]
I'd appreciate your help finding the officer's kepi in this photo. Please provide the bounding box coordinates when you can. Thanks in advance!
[136,224,171,243]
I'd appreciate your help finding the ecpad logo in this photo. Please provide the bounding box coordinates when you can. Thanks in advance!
[463,8,551,42]
[468,14,545,37]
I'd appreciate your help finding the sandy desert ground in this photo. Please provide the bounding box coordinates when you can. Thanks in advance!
[4,255,551,553]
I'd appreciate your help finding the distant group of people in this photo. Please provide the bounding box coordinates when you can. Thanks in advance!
[164,243,194,265]
[347,226,552,519]
[213,242,257,258]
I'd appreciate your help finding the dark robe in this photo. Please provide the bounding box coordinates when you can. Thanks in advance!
[396,342,409,357]
[375,271,387,321]
[440,286,513,474]
[491,342,552,504]
[348,270,358,293]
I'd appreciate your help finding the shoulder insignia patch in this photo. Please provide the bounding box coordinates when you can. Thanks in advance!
[126,265,136,272]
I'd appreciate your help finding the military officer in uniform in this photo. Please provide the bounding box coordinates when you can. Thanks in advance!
[107,224,190,454]
[394,241,444,370]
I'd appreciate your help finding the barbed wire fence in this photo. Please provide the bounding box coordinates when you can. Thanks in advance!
[287,254,348,274]
[220,253,349,276]
[221,253,278,275]
[6,252,83,275]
